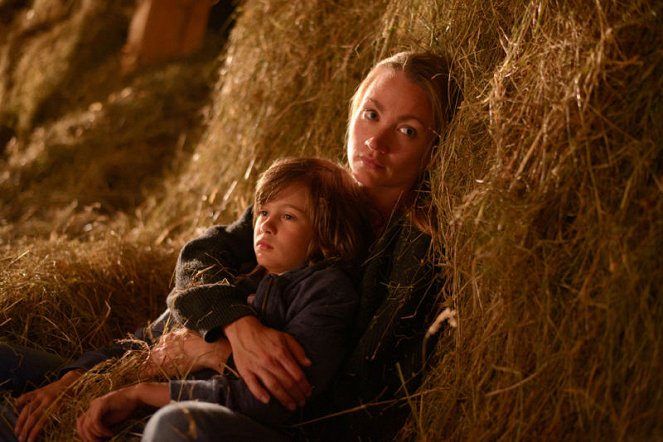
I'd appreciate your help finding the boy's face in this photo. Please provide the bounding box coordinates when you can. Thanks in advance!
[254,182,315,275]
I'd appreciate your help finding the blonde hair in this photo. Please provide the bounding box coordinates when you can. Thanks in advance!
[254,157,371,269]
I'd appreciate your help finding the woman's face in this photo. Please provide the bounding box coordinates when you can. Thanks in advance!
[347,68,435,196]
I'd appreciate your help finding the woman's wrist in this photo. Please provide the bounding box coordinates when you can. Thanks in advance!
[224,315,261,343]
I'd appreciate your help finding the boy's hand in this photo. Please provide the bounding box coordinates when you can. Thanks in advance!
[225,316,312,411]
[14,370,82,442]
[76,388,137,442]
[76,383,169,442]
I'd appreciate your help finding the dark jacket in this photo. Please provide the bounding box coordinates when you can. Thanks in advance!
[169,264,358,427]
[170,206,443,440]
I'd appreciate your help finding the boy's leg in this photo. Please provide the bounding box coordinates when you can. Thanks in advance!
[141,401,291,442]
[0,400,18,442]
[0,343,65,395]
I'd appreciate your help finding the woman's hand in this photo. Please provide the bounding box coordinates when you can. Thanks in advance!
[224,316,312,411]
[76,383,169,442]
[14,369,82,442]
[143,328,231,378]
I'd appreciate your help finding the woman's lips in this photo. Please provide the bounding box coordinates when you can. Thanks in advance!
[359,154,384,170]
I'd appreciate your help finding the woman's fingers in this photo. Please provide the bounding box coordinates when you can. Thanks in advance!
[240,371,270,405]
[252,346,310,409]
[254,367,297,411]
[280,334,312,392]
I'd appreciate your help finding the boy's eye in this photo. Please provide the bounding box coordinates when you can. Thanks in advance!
[258,210,268,217]
[399,126,416,137]
[283,213,294,221]
[362,109,378,121]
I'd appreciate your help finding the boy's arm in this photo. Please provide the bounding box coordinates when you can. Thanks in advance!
[169,270,358,426]
[169,205,312,409]
[14,369,84,442]
[76,383,170,442]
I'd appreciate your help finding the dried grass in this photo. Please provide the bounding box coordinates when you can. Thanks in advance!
[0,236,175,358]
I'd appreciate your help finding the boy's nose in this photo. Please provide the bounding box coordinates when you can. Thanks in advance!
[261,218,274,234]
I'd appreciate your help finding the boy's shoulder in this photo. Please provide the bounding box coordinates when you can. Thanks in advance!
[276,264,357,299]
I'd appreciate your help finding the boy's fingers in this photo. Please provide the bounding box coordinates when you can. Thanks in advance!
[27,414,48,442]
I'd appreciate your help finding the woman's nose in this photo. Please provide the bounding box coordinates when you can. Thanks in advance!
[365,131,389,153]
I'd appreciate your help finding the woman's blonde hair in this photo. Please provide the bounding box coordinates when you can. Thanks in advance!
[254,157,371,269]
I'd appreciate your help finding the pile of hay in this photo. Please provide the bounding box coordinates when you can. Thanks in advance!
[1,0,661,440]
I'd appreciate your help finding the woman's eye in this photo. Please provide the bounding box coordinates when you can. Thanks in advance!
[362,109,378,121]
[399,126,416,137]
[259,210,268,217]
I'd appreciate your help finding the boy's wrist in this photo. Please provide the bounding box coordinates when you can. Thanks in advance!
[130,382,170,408]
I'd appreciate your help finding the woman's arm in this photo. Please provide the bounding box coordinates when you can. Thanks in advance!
[344,222,442,404]
[224,316,312,409]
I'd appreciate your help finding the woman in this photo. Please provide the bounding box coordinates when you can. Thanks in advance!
[142,50,462,441]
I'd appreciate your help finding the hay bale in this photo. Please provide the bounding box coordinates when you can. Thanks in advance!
[0,1,132,136]
[0,0,226,239]
[419,1,663,440]
[0,236,176,358]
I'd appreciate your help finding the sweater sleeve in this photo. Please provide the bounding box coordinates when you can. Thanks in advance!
[169,269,359,427]
[168,205,257,341]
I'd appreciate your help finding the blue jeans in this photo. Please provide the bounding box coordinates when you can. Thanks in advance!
[0,343,65,395]
[142,401,291,442]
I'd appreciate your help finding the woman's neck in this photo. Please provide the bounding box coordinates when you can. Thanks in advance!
[363,186,407,225]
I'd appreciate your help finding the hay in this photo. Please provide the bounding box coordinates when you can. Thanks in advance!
[0,236,175,358]
[0,0,226,239]
[420,1,663,440]
[1,0,662,440]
